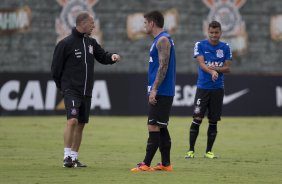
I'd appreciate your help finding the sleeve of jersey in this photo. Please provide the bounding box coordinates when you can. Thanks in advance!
[193,41,203,58]
[225,43,232,61]
[51,41,65,90]
[92,39,115,65]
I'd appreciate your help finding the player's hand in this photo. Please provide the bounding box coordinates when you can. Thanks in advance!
[149,90,157,105]
[211,70,218,81]
[111,54,121,62]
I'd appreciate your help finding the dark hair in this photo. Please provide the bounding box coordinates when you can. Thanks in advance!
[209,20,221,30]
[144,11,164,28]
[76,11,90,25]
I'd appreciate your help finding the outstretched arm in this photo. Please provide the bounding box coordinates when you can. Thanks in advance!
[93,39,120,64]
[149,36,171,105]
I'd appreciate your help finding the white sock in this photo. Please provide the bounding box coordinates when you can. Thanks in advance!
[71,151,78,161]
[64,148,71,159]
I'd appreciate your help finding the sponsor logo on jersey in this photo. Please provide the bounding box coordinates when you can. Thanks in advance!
[89,45,93,54]
[205,61,224,67]
[75,49,82,58]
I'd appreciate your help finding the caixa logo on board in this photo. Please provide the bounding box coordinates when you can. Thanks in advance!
[0,80,111,111]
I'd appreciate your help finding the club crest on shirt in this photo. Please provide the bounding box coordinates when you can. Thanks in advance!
[194,106,201,114]
[216,49,224,58]
[55,0,102,44]
[70,108,77,115]
[89,45,93,54]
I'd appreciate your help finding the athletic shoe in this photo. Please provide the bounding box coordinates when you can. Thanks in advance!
[73,159,87,167]
[184,151,195,159]
[63,156,73,168]
[152,163,173,171]
[204,151,218,159]
[130,162,153,172]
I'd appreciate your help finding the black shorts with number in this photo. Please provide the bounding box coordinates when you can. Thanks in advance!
[63,90,91,123]
[193,88,224,122]
[148,95,174,127]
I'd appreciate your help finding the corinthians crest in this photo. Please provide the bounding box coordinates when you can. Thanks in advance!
[55,0,102,43]
[203,0,248,56]
[216,49,224,58]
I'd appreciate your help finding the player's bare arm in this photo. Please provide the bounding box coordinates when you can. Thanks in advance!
[153,36,171,90]
[149,36,171,105]
[197,56,218,81]
[208,60,231,73]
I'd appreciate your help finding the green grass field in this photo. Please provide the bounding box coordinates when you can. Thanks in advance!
[0,116,282,184]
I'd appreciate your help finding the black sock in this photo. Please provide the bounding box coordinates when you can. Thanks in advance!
[206,121,218,152]
[189,119,201,151]
[143,131,160,166]
[159,128,171,166]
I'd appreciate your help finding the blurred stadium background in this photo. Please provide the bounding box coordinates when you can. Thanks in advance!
[0,0,282,116]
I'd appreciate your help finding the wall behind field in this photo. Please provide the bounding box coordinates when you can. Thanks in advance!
[1,0,282,74]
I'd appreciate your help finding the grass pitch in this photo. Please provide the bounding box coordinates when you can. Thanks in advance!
[0,116,282,184]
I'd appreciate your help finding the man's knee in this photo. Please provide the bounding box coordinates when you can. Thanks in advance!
[67,118,78,126]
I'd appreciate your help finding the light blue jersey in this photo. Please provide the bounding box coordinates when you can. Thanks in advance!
[148,31,176,96]
[194,40,232,89]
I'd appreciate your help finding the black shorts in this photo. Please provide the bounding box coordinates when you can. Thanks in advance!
[193,88,224,122]
[63,90,91,123]
[148,96,174,127]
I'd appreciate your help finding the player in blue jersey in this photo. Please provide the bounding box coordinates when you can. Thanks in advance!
[131,11,176,172]
[184,21,232,159]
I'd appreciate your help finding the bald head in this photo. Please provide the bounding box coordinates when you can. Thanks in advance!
[76,12,91,26]
[75,11,95,35]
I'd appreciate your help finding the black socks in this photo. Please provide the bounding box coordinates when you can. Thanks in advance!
[144,131,160,166]
[206,121,218,152]
[189,119,201,151]
[159,128,171,166]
